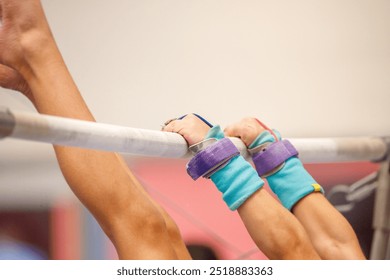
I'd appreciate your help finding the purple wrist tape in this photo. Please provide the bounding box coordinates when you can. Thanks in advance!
[252,140,298,177]
[187,138,240,180]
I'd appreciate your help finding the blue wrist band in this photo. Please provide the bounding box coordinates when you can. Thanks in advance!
[250,130,324,210]
[211,156,263,210]
[267,157,323,210]
[186,123,264,210]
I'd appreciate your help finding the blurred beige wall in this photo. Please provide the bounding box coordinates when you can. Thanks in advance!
[1,0,389,162]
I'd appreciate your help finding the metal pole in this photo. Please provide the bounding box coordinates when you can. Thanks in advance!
[386,235,390,259]
[370,155,390,259]
[0,107,190,158]
[0,107,16,138]
[0,107,388,162]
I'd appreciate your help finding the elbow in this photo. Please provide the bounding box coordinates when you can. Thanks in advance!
[108,203,168,243]
[314,238,366,260]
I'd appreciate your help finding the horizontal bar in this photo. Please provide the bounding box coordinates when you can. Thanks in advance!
[0,107,388,163]
[0,107,190,158]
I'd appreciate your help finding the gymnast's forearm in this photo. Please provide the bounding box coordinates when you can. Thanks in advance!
[0,0,184,259]
[13,20,150,231]
[237,190,320,260]
[17,34,180,259]
[293,193,366,259]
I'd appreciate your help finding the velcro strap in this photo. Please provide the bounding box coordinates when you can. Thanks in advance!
[252,140,298,177]
[189,138,218,154]
[187,138,240,180]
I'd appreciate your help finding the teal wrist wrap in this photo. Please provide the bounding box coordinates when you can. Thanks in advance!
[205,126,264,210]
[250,130,324,210]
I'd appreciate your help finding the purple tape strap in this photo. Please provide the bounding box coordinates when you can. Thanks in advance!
[252,140,298,177]
[187,138,240,180]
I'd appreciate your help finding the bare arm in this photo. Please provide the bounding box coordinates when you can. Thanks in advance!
[293,193,366,259]
[0,0,189,259]
[237,188,320,259]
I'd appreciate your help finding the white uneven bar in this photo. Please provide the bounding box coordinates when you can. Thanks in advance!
[0,108,388,162]
[0,108,190,158]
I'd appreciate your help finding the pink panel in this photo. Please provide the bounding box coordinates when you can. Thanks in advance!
[129,158,379,260]
[50,201,81,260]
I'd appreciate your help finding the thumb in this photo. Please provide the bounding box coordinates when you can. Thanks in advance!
[0,63,18,89]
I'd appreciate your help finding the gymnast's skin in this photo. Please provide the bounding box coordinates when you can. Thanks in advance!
[0,0,365,260]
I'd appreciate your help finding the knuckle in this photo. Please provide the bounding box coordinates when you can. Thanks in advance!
[241,117,254,123]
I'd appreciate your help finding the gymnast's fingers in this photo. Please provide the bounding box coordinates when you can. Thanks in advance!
[162,118,178,132]
[162,114,210,146]
[224,118,266,147]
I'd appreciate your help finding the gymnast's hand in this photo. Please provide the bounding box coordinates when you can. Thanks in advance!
[224,117,267,147]
[162,114,210,146]
[0,0,58,76]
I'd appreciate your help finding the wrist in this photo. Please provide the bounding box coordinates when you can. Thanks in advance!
[18,31,62,79]
[187,138,240,180]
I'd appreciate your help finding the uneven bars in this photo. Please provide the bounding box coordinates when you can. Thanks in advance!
[0,107,388,163]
